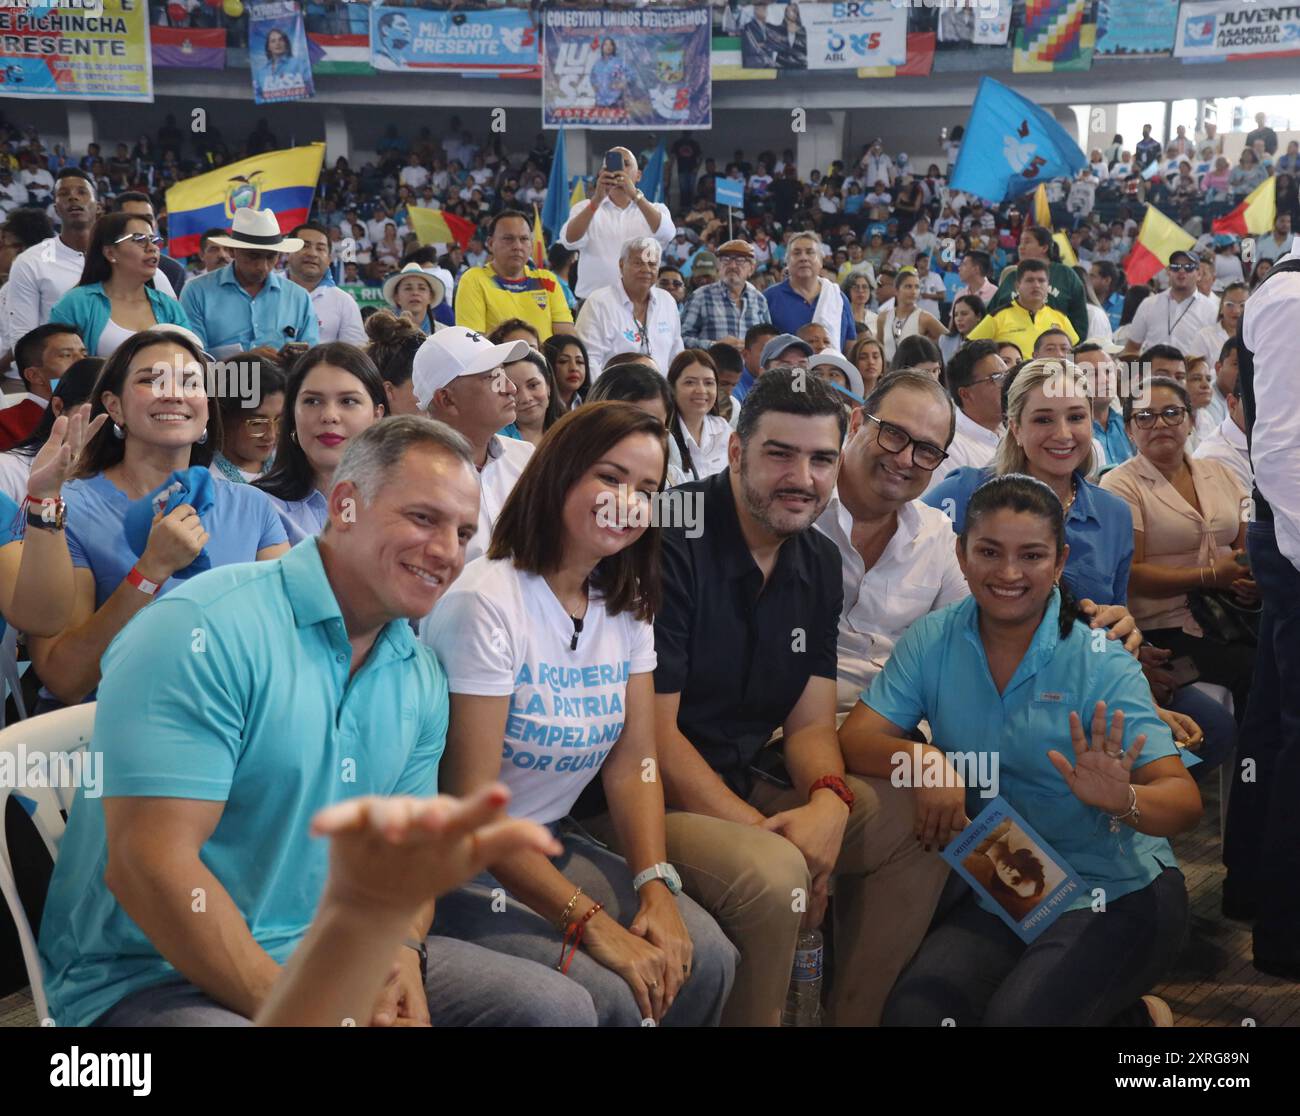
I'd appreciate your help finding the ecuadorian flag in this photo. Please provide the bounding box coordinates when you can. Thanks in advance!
[165,143,325,259]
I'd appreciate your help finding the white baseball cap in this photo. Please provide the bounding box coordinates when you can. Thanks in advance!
[411,327,530,411]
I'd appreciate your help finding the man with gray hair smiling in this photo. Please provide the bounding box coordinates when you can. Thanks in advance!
[575,236,684,377]
[39,416,601,1028]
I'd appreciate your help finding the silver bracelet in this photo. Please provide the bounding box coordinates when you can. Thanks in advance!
[1108,784,1140,834]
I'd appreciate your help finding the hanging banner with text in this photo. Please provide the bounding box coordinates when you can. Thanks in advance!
[1175,1,1300,59]
[0,0,153,102]
[248,1,314,104]
[1095,0,1178,56]
[543,5,711,129]
[369,5,539,75]
[737,1,907,70]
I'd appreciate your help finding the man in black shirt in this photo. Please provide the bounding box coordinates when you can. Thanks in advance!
[643,371,945,1025]
[1244,112,1279,157]
[671,134,703,210]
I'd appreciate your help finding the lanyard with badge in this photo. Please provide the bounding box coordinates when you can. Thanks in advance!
[1166,293,1197,340]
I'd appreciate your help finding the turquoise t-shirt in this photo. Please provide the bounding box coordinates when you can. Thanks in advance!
[863,591,1181,916]
[0,490,19,640]
[38,538,449,1026]
[64,472,287,607]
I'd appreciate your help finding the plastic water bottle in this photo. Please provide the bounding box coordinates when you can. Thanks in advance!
[781,929,823,1026]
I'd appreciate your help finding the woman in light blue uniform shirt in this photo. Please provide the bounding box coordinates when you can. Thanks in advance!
[29,330,289,707]
[924,357,1235,777]
[255,343,386,544]
[841,475,1201,1026]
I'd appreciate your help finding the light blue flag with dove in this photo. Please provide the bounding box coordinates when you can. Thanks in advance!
[950,76,1087,204]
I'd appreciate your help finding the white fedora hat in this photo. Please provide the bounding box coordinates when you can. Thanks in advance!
[383,262,446,310]
[207,208,303,253]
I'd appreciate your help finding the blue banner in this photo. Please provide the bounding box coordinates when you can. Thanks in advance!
[249,2,314,105]
[715,177,744,208]
[543,5,712,130]
[369,6,538,73]
[1095,0,1178,57]
[949,76,1087,204]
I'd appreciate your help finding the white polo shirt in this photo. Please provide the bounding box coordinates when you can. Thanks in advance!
[561,195,676,299]
[470,433,535,564]
[576,282,684,379]
[1124,288,1218,354]
[307,282,367,344]
[814,493,970,713]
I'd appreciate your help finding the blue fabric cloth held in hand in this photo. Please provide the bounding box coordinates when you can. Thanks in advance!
[123,466,214,579]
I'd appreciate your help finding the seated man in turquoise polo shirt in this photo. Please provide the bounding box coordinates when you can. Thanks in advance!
[39,416,598,1027]
[179,208,319,359]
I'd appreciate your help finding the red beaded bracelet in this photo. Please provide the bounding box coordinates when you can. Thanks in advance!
[557,901,603,974]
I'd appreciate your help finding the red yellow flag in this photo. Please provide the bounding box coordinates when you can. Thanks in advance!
[407,206,477,251]
[1124,205,1196,287]
[1212,177,1276,237]
[1033,183,1052,229]
[532,203,547,269]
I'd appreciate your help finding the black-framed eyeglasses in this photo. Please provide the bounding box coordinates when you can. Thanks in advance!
[863,413,948,471]
[658,278,685,289]
[114,232,164,247]
[1131,405,1189,429]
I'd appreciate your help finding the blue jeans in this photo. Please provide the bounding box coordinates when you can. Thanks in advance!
[882,867,1188,1026]
[1224,520,1300,960]
[92,936,598,1027]
[433,824,738,1027]
[1168,683,1236,778]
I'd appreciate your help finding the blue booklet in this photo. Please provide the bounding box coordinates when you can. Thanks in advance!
[942,796,1082,943]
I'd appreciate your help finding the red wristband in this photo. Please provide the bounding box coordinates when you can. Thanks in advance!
[125,565,162,597]
[810,775,855,810]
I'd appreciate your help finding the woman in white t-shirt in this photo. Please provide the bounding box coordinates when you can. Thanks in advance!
[665,349,730,481]
[424,402,737,1027]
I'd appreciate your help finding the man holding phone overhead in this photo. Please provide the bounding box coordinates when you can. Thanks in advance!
[561,147,676,299]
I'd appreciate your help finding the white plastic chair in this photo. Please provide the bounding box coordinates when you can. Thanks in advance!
[0,625,28,729]
[1190,681,1234,839]
[0,703,96,1023]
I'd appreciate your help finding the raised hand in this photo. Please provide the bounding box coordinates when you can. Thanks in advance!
[26,405,107,501]
[312,784,561,921]
[1048,701,1146,814]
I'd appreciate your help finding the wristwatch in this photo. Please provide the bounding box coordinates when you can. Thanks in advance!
[24,495,66,531]
[403,938,429,984]
[632,862,682,895]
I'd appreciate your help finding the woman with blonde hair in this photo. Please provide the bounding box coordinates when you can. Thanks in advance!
[924,358,1129,604]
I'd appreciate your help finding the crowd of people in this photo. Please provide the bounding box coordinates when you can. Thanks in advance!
[2,106,1299,1030]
